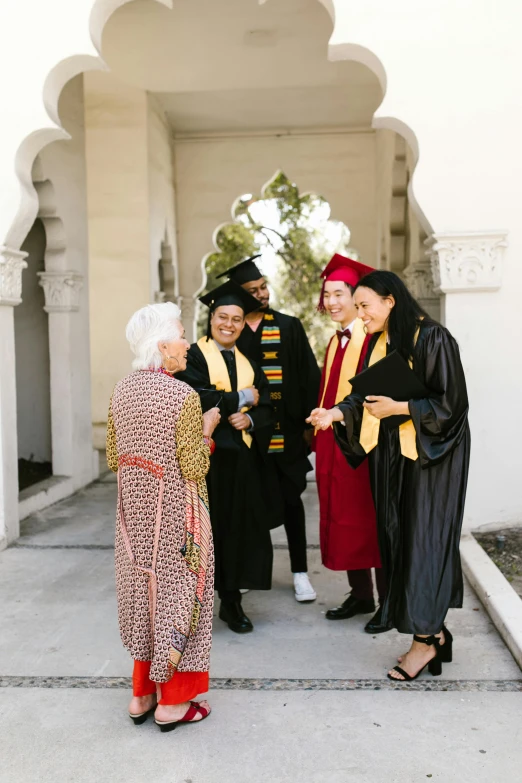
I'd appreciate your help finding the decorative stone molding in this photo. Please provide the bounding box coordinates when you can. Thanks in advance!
[153,291,167,303]
[178,295,197,324]
[0,246,28,306]
[37,271,83,313]
[403,260,437,301]
[428,231,508,294]
[177,295,198,341]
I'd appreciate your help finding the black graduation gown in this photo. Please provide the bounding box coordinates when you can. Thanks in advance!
[177,343,278,592]
[333,322,471,635]
[236,308,321,505]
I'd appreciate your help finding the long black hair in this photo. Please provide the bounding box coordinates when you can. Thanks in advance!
[355,270,436,362]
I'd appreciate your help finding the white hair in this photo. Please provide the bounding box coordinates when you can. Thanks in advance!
[125,302,183,370]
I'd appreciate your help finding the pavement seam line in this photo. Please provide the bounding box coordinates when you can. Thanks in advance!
[1,676,521,692]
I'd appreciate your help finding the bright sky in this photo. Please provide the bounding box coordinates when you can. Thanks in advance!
[236,194,357,287]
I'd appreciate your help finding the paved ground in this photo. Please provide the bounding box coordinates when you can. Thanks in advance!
[1,473,521,782]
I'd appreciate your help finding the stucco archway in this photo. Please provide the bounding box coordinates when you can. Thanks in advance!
[0,0,436,548]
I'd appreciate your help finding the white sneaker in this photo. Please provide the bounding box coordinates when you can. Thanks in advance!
[293,572,317,602]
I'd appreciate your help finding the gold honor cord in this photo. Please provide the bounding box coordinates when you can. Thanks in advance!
[316,319,367,434]
[359,326,421,461]
[197,337,255,448]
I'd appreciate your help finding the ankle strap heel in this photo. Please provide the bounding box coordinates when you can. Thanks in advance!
[439,624,453,663]
[387,633,444,682]
[413,634,441,647]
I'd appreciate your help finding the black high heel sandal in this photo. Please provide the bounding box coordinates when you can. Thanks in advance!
[387,634,442,681]
[439,624,453,663]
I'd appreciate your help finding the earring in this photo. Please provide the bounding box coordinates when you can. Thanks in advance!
[163,355,180,371]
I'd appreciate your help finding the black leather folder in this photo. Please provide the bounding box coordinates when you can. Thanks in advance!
[348,350,429,429]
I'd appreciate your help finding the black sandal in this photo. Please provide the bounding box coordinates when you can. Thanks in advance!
[388,634,442,681]
[129,705,156,725]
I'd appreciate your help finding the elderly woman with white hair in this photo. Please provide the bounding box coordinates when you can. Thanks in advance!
[106,302,220,732]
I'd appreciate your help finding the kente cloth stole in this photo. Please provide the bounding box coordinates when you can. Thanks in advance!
[197,337,254,448]
[259,311,284,453]
[359,325,421,461]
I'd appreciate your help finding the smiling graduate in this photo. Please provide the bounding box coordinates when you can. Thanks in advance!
[177,280,281,634]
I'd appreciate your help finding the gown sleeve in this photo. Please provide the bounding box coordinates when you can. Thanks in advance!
[293,318,321,424]
[409,324,469,468]
[175,391,211,481]
[332,393,367,469]
[330,333,379,469]
[106,398,119,473]
[177,345,240,416]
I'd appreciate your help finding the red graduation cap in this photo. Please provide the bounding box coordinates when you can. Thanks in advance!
[317,254,375,312]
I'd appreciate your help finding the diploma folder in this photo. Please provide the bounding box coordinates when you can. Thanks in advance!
[348,350,429,429]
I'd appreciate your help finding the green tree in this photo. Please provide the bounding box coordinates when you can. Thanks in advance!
[200,172,350,360]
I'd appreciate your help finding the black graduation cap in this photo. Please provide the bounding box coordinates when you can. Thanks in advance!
[199,279,260,314]
[216,255,263,285]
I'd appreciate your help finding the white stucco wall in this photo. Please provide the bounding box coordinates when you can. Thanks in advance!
[147,94,178,301]
[84,70,150,434]
[329,0,522,529]
[174,131,378,298]
[1,0,522,539]
[85,72,179,439]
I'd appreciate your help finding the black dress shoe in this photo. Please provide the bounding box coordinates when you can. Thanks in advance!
[325,594,375,620]
[364,605,393,634]
[218,601,254,633]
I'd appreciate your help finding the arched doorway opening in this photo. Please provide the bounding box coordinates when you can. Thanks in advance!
[1,0,436,543]
[202,170,358,360]
[15,218,52,491]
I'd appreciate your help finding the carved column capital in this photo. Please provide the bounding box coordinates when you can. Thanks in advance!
[403,260,436,301]
[0,246,28,306]
[178,295,197,322]
[177,295,197,342]
[38,271,84,313]
[428,231,508,294]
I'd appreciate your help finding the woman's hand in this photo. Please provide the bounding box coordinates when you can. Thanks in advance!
[363,396,409,419]
[228,412,251,431]
[202,407,221,437]
[306,407,343,431]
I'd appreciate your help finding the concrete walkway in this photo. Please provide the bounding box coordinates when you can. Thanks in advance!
[1,474,521,783]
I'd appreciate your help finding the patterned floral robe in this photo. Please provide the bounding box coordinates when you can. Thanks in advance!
[107,370,214,683]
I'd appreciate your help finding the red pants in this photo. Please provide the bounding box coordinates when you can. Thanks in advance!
[132,661,209,706]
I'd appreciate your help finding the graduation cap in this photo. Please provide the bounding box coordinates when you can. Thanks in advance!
[200,280,261,338]
[318,254,375,312]
[216,255,263,285]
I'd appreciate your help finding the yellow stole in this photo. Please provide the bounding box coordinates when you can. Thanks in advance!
[359,326,421,461]
[319,318,368,409]
[197,337,254,448]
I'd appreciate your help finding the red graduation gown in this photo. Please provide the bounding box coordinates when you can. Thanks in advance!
[315,333,381,570]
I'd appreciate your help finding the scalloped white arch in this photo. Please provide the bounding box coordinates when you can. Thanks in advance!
[7,0,431,278]
[6,0,173,252]
[323,41,431,236]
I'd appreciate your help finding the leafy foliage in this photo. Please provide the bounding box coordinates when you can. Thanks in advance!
[200,172,355,360]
